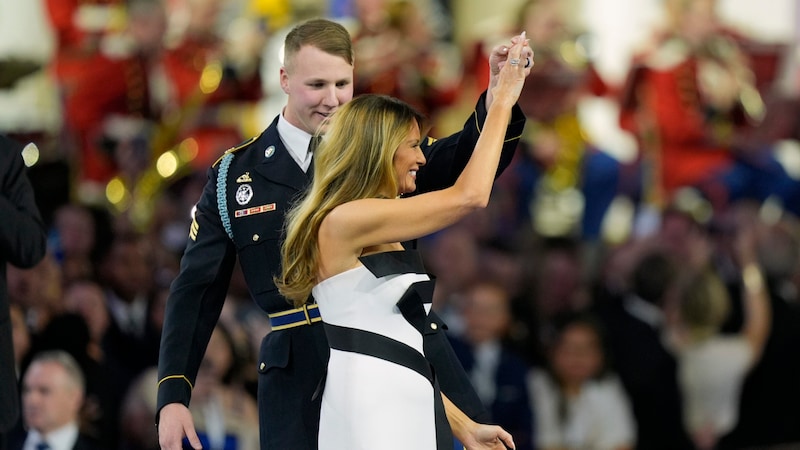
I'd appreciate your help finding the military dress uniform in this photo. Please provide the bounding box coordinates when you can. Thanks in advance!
[157,92,525,449]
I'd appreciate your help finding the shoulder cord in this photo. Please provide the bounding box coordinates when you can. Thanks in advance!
[216,153,235,240]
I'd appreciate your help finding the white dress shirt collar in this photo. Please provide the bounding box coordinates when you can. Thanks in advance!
[24,422,79,450]
[623,294,664,330]
[277,113,314,172]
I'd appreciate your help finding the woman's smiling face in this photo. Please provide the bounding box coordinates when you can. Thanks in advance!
[393,121,425,195]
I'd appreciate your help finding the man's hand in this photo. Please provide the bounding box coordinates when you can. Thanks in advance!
[158,403,202,450]
[486,34,534,109]
[461,423,516,450]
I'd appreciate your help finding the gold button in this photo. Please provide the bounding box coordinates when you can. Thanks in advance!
[253,234,260,241]
[259,362,266,371]
[430,323,438,330]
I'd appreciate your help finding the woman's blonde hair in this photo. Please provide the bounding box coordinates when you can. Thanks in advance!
[276,94,425,306]
[679,269,731,341]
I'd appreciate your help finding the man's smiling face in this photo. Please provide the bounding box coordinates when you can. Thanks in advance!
[280,45,355,135]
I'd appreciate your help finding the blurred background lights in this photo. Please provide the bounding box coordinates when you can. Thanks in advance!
[156,150,179,178]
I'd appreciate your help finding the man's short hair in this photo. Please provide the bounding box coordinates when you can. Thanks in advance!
[29,350,85,393]
[284,18,354,68]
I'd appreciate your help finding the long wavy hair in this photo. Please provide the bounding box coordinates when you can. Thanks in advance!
[276,94,425,306]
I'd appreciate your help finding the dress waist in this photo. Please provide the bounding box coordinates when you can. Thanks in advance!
[323,323,432,385]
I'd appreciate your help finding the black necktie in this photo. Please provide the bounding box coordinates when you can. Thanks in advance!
[308,134,322,155]
[305,134,321,175]
[36,441,51,450]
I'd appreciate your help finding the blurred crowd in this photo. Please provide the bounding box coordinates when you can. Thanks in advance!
[3,0,800,449]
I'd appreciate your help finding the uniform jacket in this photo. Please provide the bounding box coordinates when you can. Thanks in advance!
[157,93,525,448]
[0,135,46,433]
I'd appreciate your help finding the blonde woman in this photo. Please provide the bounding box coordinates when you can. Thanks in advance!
[667,224,771,450]
[277,34,530,450]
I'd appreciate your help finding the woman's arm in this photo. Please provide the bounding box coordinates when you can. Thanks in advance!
[321,34,530,257]
[443,393,515,450]
[735,224,771,364]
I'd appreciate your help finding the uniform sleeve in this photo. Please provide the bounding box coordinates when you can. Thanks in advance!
[0,137,46,268]
[424,311,491,423]
[156,165,237,419]
[414,91,526,194]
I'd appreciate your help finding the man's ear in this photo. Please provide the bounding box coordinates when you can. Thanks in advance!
[279,67,290,95]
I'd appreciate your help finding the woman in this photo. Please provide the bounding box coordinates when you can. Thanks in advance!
[666,223,771,450]
[277,33,530,450]
[529,313,636,450]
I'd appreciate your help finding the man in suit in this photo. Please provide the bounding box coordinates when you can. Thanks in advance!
[157,18,530,450]
[448,280,535,450]
[595,250,695,450]
[9,350,102,450]
[0,135,47,450]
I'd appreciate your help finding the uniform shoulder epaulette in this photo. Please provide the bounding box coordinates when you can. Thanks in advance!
[212,136,258,168]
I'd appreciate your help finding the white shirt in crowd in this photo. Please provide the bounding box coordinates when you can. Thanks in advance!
[22,422,79,450]
[675,335,754,438]
[529,369,637,450]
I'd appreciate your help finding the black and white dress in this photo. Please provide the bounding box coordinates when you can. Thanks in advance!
[312,250,452,449]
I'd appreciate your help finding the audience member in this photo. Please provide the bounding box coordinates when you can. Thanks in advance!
[509,0,622,241]
[62,280,110,363]
[23,313,114,448]
[96,233,160,447]
[160,0,264,170]
[9,350,104,450]
[7,254,62,335]
[617,0,799,216]
[423,226,482,335]
[667,249,770,450]
[45,0,167,198]
[9,304,30,378]
[117,367,159,450]
[720,208,800,448]
[511,236,590,366]
[49,204,98,284]
[448,280,534,450]
[529,312,636,450]
[350,0,462,120]
[594,249,694,450]
[188,324,259,450]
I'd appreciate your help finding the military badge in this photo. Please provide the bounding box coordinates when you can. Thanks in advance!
[236,184,254,205]
[264,145,275,158]
[236,172,253,183]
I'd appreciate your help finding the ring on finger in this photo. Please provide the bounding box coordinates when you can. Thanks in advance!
[509,58,520,66]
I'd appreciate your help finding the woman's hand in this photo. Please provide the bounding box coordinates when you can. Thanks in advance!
[490,31,532,108]
[462,423,516,450]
